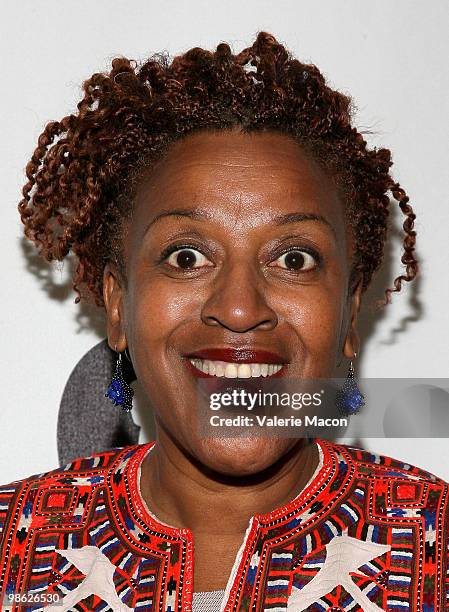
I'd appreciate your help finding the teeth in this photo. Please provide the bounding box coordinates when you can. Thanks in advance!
[251,364,261,377]
[224,363,238,378]
[189,359,283,378]
[238,364,252,378]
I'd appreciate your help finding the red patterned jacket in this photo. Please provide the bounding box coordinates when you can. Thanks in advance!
[0,440,448,611]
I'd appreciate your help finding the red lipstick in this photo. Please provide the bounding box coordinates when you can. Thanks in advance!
[183,348,286,364]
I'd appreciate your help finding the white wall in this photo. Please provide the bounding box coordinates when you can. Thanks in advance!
[1,0,448,483]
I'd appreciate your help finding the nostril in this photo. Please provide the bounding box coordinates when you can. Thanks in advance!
[202,316,277,334]
[202,316,221,327]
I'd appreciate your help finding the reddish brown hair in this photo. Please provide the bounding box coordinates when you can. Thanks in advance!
[18,32,417,307]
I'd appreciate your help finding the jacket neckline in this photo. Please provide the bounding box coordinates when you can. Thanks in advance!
[110,438,350,541]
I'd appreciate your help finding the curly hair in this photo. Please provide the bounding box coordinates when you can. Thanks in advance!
[18,32,417,308]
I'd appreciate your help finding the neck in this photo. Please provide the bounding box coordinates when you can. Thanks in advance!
[139,433,320,536]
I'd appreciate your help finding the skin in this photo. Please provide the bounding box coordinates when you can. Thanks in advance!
[103,130,362,590]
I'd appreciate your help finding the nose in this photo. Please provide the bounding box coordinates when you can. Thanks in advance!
[200,261,278,333]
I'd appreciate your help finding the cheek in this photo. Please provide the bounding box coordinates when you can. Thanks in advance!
[128,278,195,352]
[124,281,186,427]
[277,285,345,364]
[295,295,341,340]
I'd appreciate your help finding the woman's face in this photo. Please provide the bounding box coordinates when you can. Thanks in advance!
[104,131,362,476]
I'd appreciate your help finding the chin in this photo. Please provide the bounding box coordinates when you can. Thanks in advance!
[196,436,292,477]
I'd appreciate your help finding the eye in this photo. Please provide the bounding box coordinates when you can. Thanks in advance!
[165,246,212,270]
[271,248,319,272]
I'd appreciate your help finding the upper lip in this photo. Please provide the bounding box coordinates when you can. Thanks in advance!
[183,348,288,364]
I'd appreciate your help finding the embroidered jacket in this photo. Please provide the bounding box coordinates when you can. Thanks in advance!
[0,440,448,611]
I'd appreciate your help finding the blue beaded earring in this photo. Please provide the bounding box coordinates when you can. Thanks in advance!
[335,352,365,416]
[105,346,134,412]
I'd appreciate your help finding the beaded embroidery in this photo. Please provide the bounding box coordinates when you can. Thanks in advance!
[0,441,448,611]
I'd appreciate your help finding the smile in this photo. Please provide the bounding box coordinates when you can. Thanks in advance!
[188,358,284,378]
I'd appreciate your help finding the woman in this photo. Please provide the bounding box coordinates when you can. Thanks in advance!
[1,32,447,611]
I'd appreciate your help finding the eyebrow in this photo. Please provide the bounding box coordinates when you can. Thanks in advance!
[145,208,212,233]
[144,207,336,238]
[272,212,336,238]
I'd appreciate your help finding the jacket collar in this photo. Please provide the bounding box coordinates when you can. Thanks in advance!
[107,439,354,547]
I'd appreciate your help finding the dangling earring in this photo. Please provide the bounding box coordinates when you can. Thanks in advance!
[335,352,365,416]
[105,345,134,412]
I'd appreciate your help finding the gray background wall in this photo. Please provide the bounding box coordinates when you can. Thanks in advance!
[1,0,448,483]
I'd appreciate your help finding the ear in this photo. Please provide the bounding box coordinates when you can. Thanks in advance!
[103,263,127,352]
[343,276,363,360]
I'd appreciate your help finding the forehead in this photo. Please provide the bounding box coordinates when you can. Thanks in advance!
[132,130,348,245]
